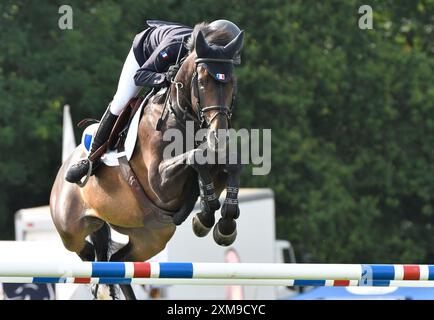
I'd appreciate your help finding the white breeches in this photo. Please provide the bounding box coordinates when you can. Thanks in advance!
[109,46,141,115]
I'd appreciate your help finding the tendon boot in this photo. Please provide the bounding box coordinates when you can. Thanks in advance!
[65,106,118,183]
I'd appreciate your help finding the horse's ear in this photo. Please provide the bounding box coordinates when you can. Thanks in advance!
[223,31,244,58]
[195,31,209,58]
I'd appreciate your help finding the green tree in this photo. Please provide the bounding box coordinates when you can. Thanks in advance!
[1,0,434,264]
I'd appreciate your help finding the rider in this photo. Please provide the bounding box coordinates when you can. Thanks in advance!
[65,19,242,184]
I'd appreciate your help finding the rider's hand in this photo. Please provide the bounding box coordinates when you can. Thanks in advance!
[165,64,180,83]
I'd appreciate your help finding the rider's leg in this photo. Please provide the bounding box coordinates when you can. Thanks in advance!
[64,106,118,183]
[109,46,142,116]
[65,46,142,183]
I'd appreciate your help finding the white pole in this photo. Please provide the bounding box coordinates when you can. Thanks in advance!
[192,263,362,280]
[0,262,93,278]
[0,262,431,281]
[1,277,434,288]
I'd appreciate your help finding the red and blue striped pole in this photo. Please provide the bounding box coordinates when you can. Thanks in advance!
[0,262,433,282]
[1,277,434,288]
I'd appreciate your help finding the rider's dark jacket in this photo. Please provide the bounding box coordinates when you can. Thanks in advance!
[133,20,192,88]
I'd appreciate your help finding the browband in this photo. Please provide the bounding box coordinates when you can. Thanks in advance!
[195,58,234,64]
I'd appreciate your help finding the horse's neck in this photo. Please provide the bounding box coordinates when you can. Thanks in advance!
[172,56,195,106]
[165,66,198,128]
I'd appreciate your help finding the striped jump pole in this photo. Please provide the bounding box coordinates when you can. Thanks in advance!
[0,262,433,282]
[1,277,434,288]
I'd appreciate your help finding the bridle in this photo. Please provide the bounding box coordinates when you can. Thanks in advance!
[167,56,237,130]
[192,57,236,128]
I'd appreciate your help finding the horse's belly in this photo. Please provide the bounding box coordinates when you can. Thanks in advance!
[80,169,152,228]
[84,196,148,228]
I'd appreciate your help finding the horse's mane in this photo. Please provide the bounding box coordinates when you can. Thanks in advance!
[186,22,234,52]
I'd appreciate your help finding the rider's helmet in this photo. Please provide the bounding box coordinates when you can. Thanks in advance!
[209,19,243,65]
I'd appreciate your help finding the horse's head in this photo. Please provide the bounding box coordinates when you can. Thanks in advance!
[175,22,244,152]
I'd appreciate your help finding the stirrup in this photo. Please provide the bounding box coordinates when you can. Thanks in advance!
[76,160,93,188]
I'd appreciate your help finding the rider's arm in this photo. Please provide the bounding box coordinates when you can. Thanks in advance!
[134,42,182,88]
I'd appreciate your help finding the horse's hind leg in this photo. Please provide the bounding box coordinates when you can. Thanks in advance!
[53,214,111,299]
[107,226,176,300]
[90,222,111,261]
[51,167,103,258]
[71,219,116,299]
[88,222,120,300]
[109,242,136,300]
[78,241,96,261]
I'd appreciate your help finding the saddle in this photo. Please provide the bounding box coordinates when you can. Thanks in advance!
[78,92,152,163]
[107,97,144,151]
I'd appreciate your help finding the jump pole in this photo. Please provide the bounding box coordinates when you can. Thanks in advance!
[1,277,434,288]
[0,262,433,282]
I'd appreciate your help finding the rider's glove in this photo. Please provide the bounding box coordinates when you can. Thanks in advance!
[165,64,180,83]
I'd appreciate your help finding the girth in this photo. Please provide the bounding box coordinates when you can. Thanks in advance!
[117,140,174,227]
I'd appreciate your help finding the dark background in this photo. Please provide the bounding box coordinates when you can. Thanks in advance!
[0,0,433,263]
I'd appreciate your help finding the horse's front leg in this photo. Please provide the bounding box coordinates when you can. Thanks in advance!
[154,149,221,234]
[213,161,242,246]
[191,166,221,237]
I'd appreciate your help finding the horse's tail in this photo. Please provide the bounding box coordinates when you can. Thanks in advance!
[90,222,111,261]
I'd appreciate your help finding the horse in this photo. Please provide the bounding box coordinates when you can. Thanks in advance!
[49,23,244,300]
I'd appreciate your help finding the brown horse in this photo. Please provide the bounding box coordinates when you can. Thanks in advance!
[50,24,244,299]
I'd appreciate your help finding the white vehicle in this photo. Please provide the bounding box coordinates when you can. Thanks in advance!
[160,188,296,299]
[7,188,297,300]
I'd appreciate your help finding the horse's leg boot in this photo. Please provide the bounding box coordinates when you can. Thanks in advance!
[65,106,118,183]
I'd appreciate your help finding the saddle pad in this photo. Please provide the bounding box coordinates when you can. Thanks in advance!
[81,99,146,167]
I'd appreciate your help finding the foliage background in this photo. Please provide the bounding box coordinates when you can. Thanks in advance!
[1,0,433,263]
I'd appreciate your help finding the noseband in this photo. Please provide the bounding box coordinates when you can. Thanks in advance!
[192,57,236,128]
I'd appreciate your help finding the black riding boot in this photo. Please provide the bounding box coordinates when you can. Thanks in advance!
[65,107,118,184]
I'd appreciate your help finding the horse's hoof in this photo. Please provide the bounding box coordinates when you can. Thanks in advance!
[91,284,99,299]
[213,221,237,246]
[192,214,213,237]
[91,284,112,300]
